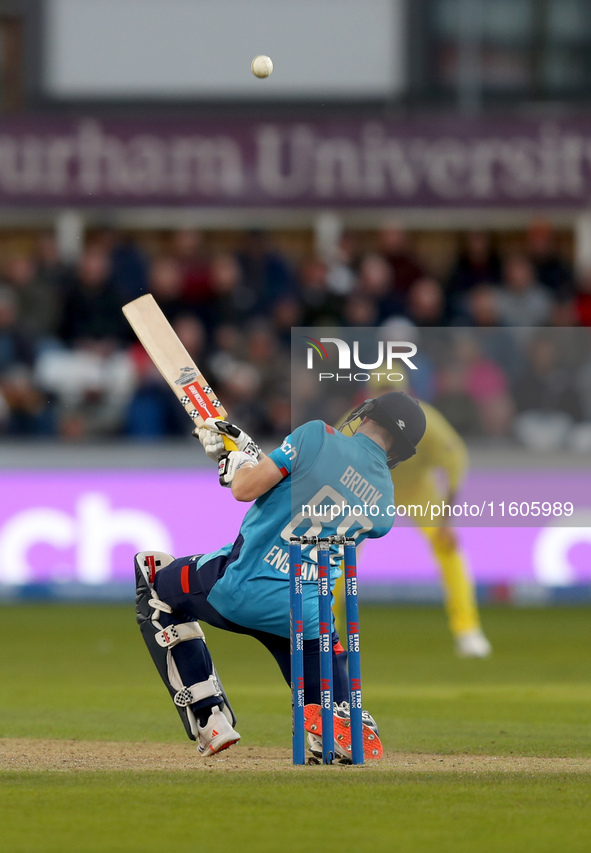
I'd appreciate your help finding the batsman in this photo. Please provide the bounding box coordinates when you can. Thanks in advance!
[134,391,426,760]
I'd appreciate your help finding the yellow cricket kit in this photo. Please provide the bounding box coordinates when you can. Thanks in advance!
[337,399,482,637]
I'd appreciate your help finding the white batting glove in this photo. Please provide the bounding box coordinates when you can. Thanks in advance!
[218,450,258,488]
[194,418,261,463]
[195,424,226,461]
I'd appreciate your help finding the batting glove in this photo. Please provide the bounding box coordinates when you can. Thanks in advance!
[218,450,258,488]
[194,418,261,463]
[195,424,226,461]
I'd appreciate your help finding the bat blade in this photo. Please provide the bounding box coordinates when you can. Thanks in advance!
[122,294,237,450]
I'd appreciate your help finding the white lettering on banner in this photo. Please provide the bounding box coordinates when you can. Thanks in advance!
[0,120,245,199]
[257,125,314,198]
[0,509,75,585]
[0,492,172,585]
[1,119,591,203]
[533,524,591,586]
[362,124,424,197]
[76,494,172,583]
[315,138,362,197]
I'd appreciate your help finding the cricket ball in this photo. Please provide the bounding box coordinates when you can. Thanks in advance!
[251,55,273,78]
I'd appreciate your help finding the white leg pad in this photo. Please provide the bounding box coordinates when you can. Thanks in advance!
[173,674,223,708]
[149,596,172,616]
[135,550,237,739]
[155,621,205,648]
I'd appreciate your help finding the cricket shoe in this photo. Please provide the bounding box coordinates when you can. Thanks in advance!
[303,702,383,761]
[306,726,379,765]
[197,706,241,757]
[455,629,492,658]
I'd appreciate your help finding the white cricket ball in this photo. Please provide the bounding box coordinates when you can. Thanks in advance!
[251,55,273,78]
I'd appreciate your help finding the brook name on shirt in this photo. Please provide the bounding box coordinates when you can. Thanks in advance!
[340,465,383,507]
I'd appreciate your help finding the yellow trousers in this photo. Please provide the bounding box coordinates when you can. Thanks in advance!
[333,525,481,639]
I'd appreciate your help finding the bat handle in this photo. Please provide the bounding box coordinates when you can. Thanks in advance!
[209,417,240,452]
[221,435,239,452]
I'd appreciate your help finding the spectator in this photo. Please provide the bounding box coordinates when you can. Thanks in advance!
[244,320,289,381]
[264,393,292,438]
[59,246,126,346]
[461,286,524,381]
[379,318,437,402]
[343,293,379,327]
[0,287,46,434]
[435,335,514,437]
[574,334,591,424]
[202,252,257,330]
[0,287,34,374]
[455,335,514,437]
[36,340,136,439]
[208,323,247,386]
[95,227,149,303]
[174,314,207,364]
[206,319,282,435]
[3,253,64,347]
[357,253,403,320]
[512,334,583,422]
[575,270,591,326]
[462,284,503,327]
[0,223,587,445]
[550,299,578,327]
[216,361,267,437]
[172,228,213,307]
[496,254,555,327]
[526,219,574,300]
[272,297,304,347]
[447,231,502,296]
[299,256,344,326]
[0,365,53,436]
[405,277,448,326]
[236,230,295,314]
[148,256,187,324]
[433,362,482,437]
[325,231,357,296]
[377,223,424,294]
[512,332,584,450]
[126,314,207,439]
[35,232,72,287]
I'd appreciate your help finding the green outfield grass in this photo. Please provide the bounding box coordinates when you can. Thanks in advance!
[0,604,590,852]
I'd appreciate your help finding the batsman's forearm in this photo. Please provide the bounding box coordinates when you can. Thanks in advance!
[231,453,284,502]
[231,462,257,501]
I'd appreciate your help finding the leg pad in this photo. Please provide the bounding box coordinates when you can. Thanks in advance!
[174,674,222,708]
[155,621,205,648]
[135,552,236,740]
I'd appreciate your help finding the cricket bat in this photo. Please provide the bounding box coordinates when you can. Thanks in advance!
[122,294,238,451]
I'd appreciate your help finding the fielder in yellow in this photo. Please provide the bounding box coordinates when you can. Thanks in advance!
[337,395,492,658]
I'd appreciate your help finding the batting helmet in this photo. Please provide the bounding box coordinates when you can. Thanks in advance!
[340,391,426,468]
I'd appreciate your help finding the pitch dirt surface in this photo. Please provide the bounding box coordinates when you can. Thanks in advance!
[2,738,591,774]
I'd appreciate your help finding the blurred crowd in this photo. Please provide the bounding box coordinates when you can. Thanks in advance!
[1,220,591,447]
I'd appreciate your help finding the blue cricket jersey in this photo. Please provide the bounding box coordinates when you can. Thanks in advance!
[205,420,395,639]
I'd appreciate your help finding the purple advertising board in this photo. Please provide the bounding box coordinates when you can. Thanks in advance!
[0,470,590,590]
[2,115,591,208]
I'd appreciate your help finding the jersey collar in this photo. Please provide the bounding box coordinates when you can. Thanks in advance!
[351,432,388,466]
